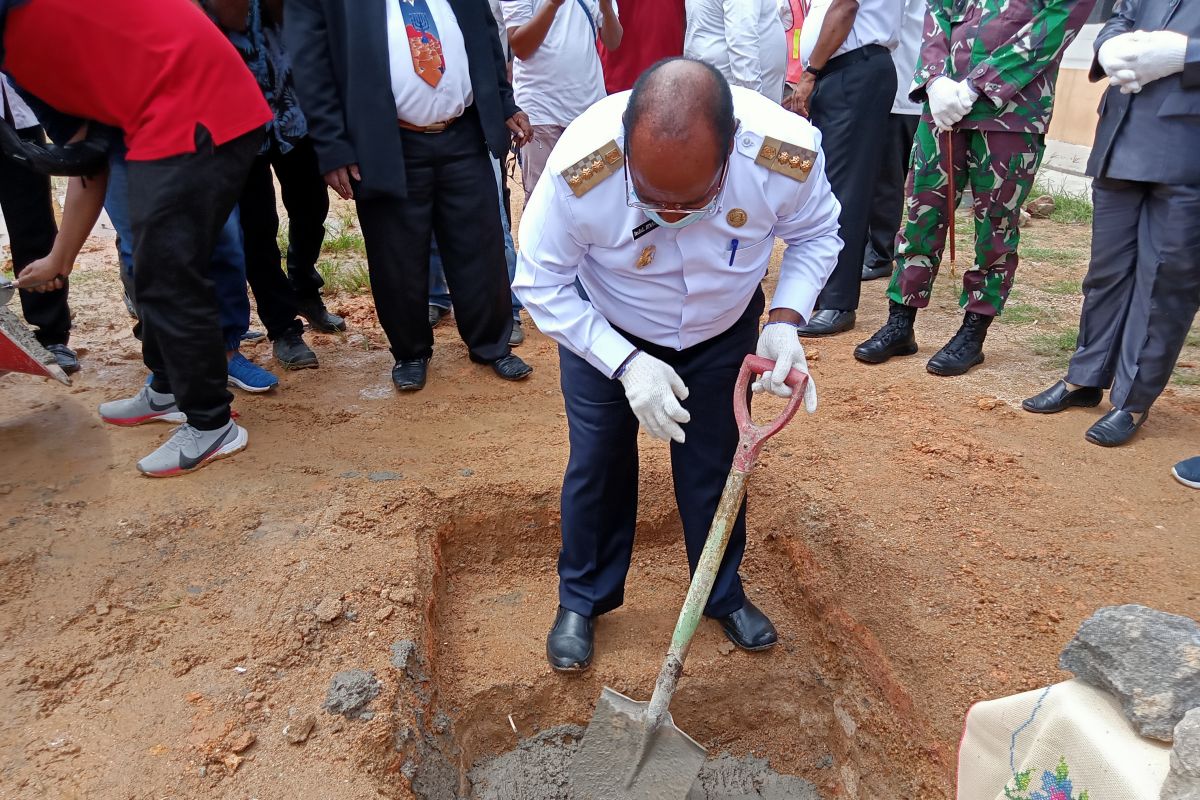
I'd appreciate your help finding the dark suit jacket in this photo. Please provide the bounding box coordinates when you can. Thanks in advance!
[286,0,518,200]
[1086,0,1200,183]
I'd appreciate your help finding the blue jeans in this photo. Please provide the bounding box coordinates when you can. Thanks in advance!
[429,155,521,319]
[106,147,251,352]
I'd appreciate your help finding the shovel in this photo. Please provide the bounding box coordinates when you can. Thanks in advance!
[0,278,71,384]
[570,354,809,800]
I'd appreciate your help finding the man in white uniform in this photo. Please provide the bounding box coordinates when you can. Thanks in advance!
[684,0,788,103]
[513,58,841,672]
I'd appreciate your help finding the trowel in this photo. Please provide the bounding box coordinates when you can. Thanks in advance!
[0,278,71,384]
[570,354,808,799]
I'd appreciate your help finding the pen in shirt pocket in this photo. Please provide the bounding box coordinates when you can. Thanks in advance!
[728,238,739,266]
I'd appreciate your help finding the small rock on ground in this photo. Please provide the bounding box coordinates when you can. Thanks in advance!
[315,596,343,623]
[1161,708,1200,800]
[284,715,317,744]
[322,669,380,719]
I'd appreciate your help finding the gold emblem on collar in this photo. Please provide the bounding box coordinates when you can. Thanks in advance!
[756,136,817,182]
[559,140,624,198]
[636,245,656,269]
[726,208,747,228]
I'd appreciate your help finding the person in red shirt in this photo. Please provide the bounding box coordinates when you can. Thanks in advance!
[598,0,686,94]
[4,0,272,477]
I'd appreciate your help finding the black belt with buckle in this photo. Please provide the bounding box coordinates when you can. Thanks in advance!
[820,43,891,77]
[398,116,459,134]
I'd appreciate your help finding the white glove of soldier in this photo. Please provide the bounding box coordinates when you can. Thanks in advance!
[1099,30,1187,94]
[751,322,818,413]
[617,351,691,444]
[927,76,978,131]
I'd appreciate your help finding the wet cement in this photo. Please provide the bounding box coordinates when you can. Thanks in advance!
[1,304,54,365]
[467,726,823,800]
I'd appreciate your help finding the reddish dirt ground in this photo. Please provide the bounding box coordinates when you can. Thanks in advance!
[1,194,1197,799]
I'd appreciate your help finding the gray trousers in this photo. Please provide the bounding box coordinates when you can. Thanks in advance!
[1066,178,1200,413]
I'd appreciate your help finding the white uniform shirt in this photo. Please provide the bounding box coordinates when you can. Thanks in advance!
[891,0,926,114]
[513,87,843,378]
[798,0,902,66]
[684,0,788,104]
[386,0,474,126]
[502,0,608,127]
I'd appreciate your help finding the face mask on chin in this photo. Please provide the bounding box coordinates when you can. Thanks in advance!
[644,208,707,229]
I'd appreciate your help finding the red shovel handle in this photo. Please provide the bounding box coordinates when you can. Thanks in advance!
[732,354,807,472]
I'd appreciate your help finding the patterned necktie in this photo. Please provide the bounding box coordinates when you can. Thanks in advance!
[399,0,446,88]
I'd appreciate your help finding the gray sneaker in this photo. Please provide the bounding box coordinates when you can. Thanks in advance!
[509,319,525,347]
[99,386,187,427]
[136,420,247,477]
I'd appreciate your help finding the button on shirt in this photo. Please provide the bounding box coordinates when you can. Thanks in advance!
[513,86,843,378]
[386,0,473,126]
[798,0,902,66]
[502,0,608,127]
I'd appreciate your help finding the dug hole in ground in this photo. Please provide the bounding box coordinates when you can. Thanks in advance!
[0,188,1197,799]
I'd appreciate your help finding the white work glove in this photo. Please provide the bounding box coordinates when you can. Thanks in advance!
[617,351,691,444]
[1099,30,1188,94]
[927,76,978,132]
[751,322,818,413]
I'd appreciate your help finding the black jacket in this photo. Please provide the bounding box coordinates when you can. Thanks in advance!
[1087,0,1200,184]
[286,0,519,199]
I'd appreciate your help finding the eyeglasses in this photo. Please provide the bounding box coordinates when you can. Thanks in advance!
[624,149,731,215]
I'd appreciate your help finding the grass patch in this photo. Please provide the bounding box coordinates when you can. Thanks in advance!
[277,218,290,256]
[1031,183,1093,224]
[1021,246,1080,269]
[1174,372,1200,386]
[999,302,1053,325]
[317,259,371,293]
[1030,328,1079,369]
[1186,332,1200,348]
[322,230,366,257]
[1043,279,1083,296]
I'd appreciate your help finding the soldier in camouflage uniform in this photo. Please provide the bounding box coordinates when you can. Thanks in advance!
[854,0,1097,376]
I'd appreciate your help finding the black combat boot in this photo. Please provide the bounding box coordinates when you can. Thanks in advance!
[926,311,993,376]
[853,301,918,364]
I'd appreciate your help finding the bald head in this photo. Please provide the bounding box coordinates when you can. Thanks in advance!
[623,58,736,219]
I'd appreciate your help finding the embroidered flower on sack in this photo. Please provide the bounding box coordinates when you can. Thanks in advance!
[1004,757,1090,800]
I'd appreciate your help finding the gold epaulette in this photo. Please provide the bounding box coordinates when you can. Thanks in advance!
[560,141,624,198]
[755,136,816,181]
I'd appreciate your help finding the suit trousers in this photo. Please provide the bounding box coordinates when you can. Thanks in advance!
[863,113,920,272]
[0,126,70,346]
[808,46,897,311]
[556,288,765,620]
[128,126,263,431]
[355,108,512,363]
[1066,178,1200,413]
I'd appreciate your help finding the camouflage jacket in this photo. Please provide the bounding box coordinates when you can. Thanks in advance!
[911,0,1098,133]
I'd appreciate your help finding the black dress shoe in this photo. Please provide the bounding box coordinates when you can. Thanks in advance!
[861,263,892,281]
[272,331,319,370]
[1021,380,1103,414]
[546,606,593,672]
[853,301,917,364]
[392,358,429,391]
[926,312,992,376]
[297,299,347,333]
[428,304,449,327]
[1085,408,1147,447]
[45,343,80,375]
[797,309,856,338]
[716,598,778,652]
[492,353,532,381]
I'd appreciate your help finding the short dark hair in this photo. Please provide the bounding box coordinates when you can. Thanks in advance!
[623,57,735,162]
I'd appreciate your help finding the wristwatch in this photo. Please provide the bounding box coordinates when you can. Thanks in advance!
[805,64,824,78]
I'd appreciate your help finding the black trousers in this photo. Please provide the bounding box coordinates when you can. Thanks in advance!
[557,288,765,620]
[809,45,897,311]
[128,126,263,430]
[0,126,70,346]
[1066,178,1200,413]
[864,113,920,272]
[355,107,512,363]
[239,135,329,340]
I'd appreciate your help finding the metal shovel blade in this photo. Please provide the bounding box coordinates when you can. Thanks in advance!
[570,686,706,800]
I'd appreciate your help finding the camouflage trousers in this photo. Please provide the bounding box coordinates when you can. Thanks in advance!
[887,121,1045,316]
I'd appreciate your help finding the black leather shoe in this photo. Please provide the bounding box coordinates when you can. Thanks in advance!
[861,263,892,281]
[492,353,532,381]
[392,358,429,391]
[797,309,856,338]
[546,606,593,672]
[272,331,319,369]
[45,343,80,375]
[853,301,918,364]
[926,312,992,376]
[1021,380,1103,414]
[428,304,449,327]
[1085,408,1147,447]
[716,598,778,652]
[297,299,347,333]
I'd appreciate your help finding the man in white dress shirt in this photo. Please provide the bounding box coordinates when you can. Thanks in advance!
[684,0,788,103]
[513,58,841,672]
[786,0,901,337]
